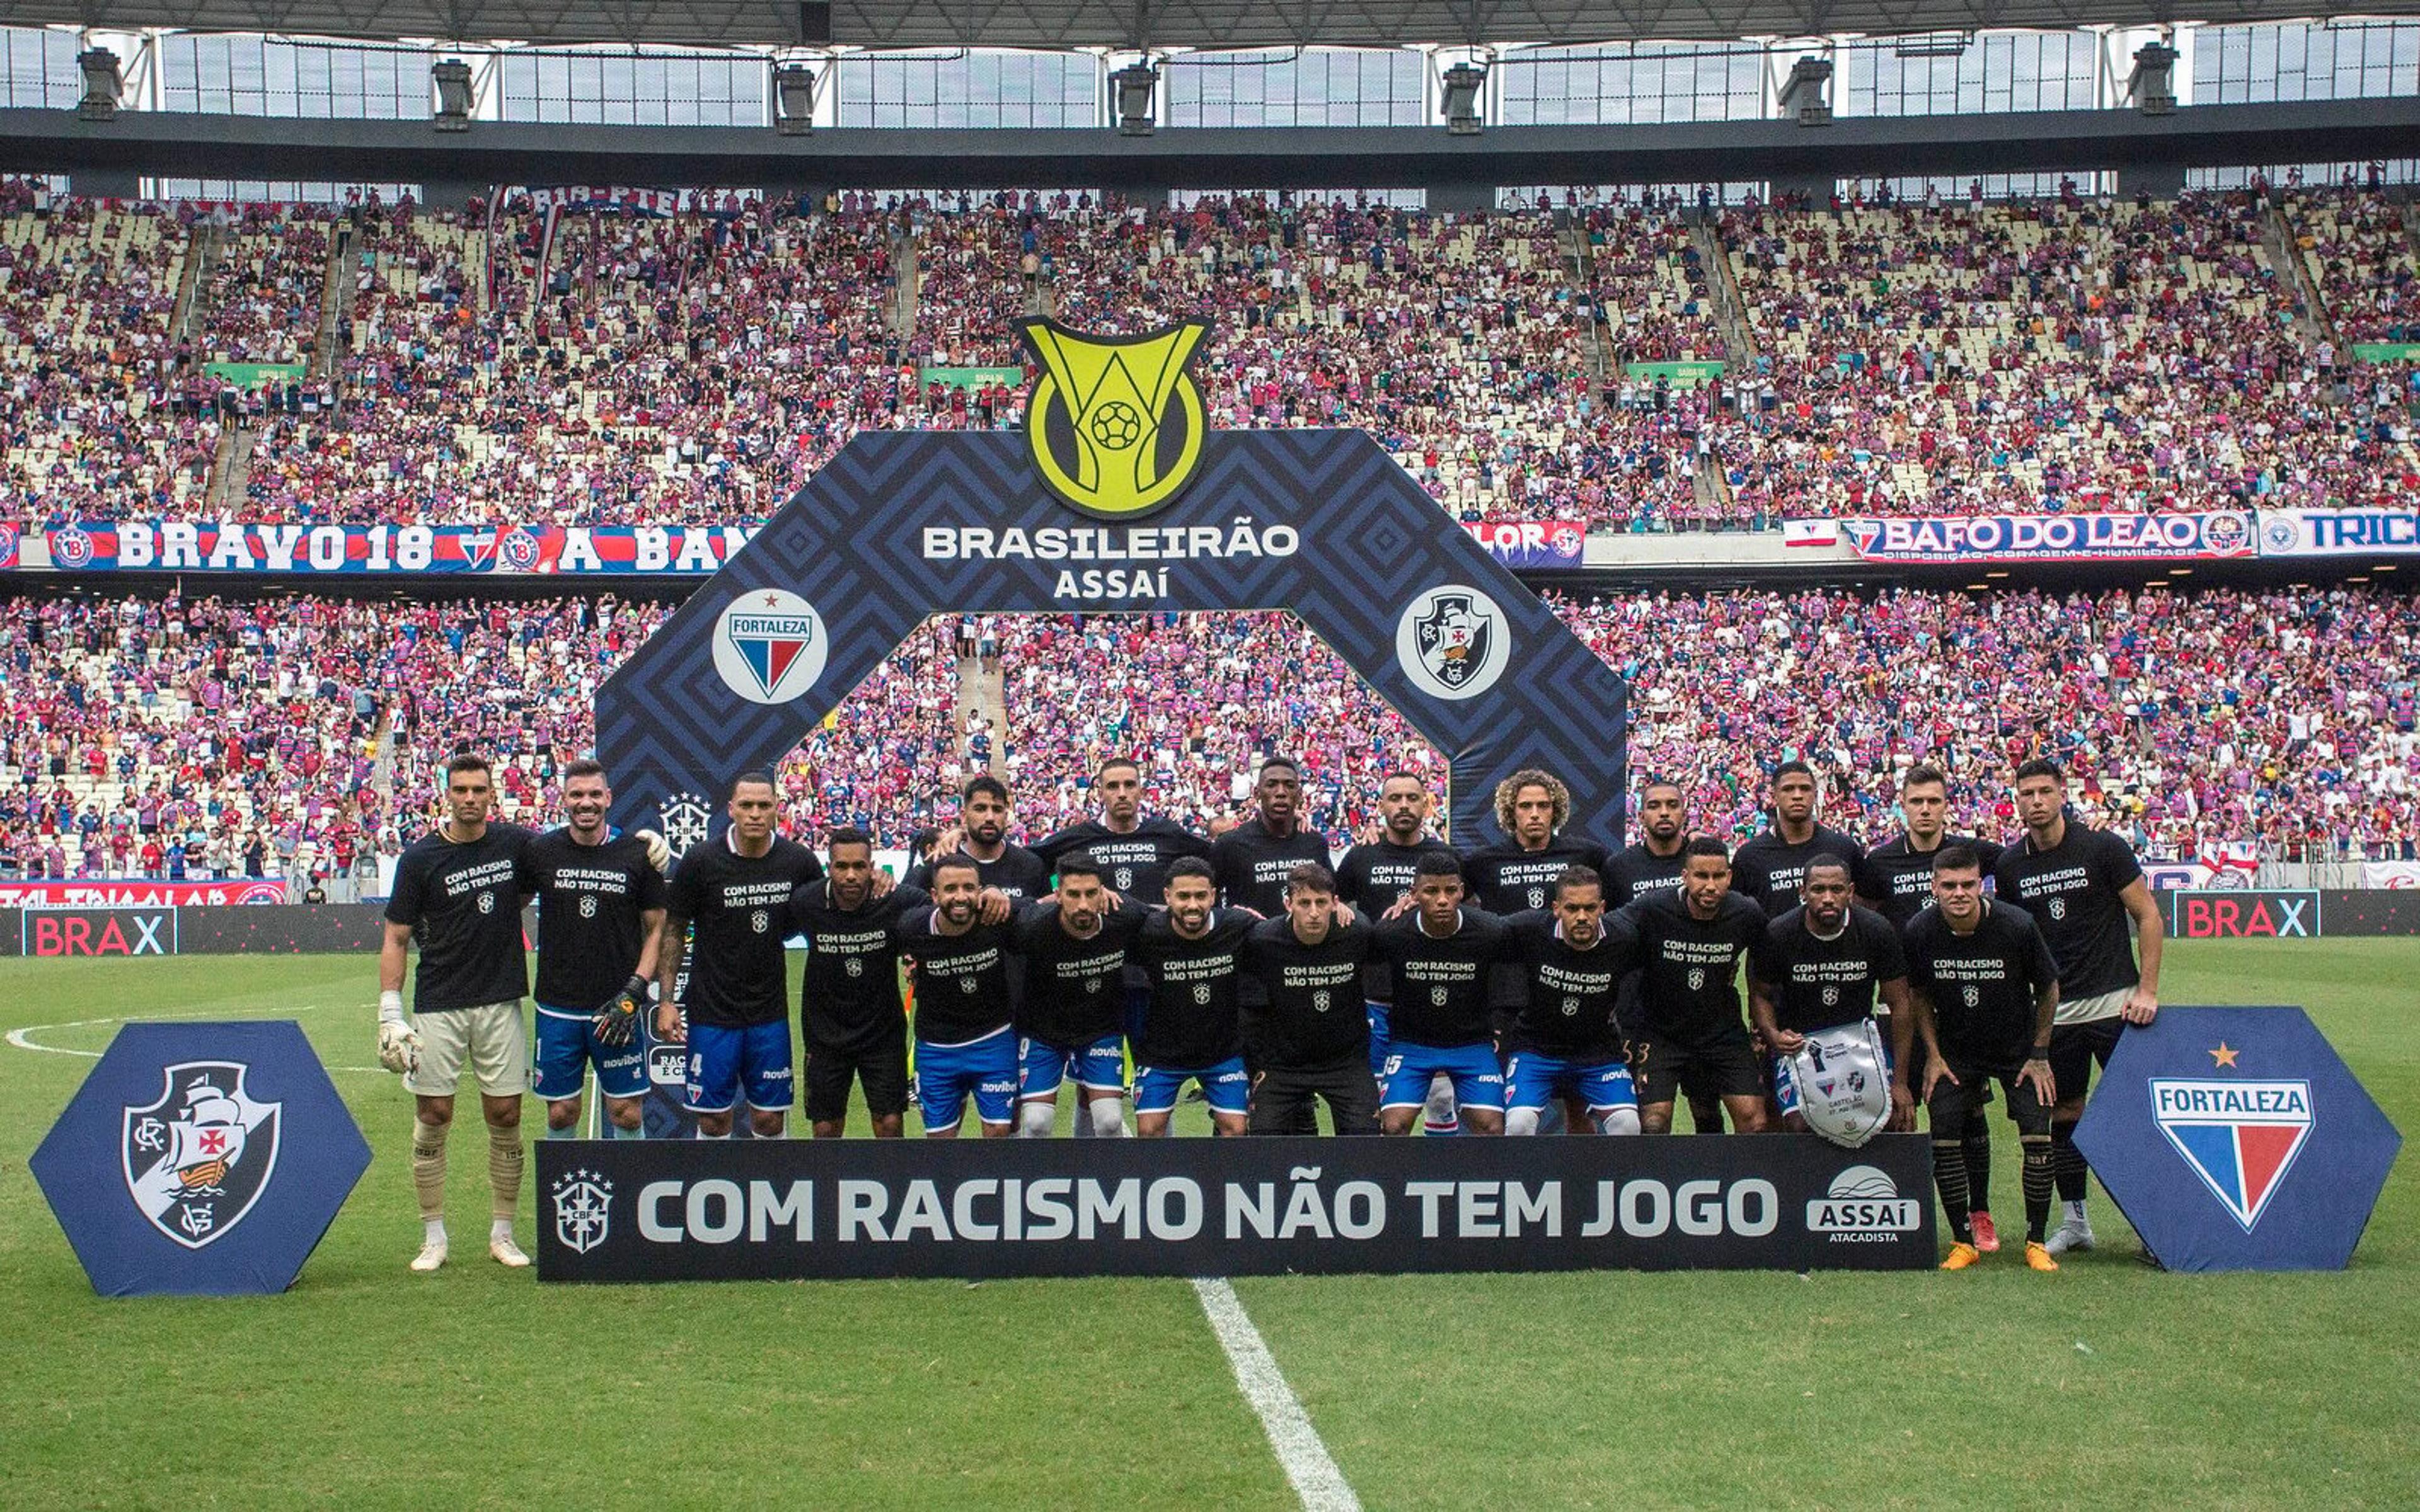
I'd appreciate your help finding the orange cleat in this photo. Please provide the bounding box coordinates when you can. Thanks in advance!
[1970,1211,2000,1253]
[1940,1242,1981,1271]
[2025,1240,2060,1272]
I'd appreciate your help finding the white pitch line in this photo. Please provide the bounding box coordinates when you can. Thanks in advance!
[4,1003,372,1070]
[1192,1278,1361,1512]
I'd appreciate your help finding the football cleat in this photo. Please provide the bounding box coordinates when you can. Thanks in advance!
[2044,1217,2095,1255]
[489,1236,532,1268]
[2025,1241,2060,1273]
[1969,1211,2000,1253]
[1940,1242,1980,1271]
[410,1239,448,1273]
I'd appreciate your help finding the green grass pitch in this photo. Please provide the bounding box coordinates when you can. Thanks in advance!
[1,939,2411,1509]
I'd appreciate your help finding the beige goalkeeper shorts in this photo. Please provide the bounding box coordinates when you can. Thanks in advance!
[405,999,530,1098]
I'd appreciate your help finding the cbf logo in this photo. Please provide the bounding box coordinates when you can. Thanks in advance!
[2152,1077,2314,1231]
[122,1062,280,1249]
[551,1168,614,1254]
[657,792,710,857]
[1396,585,1509,701]
[1021,319,1208,520]
[713,588,828,706]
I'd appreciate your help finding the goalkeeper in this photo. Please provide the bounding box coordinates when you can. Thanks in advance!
[514,759,669,1143]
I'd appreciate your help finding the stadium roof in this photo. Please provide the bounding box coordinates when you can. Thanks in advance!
[6,0,2417,50]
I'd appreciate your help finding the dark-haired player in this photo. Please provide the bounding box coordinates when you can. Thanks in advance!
[898,854,1027,1138]
[377,752,537,1272]
[657,772,823,1139]
[1602,777,1718,1130]
[1034,757,1211,898]
[1373,851,1511,1135]
[1502,867,1636,1135]
[1905,846,2061,1272]
[1014,856,1146,1137]
[1131,857,1259,1135]
[1618,838,1769,1135]
[906,774,1051,900]
[788,827,928,1139]
[1209,755,1330,916]
[1861,762,2008,1232]
[1336,770,1460,1133]
[1732,761,1864,918]
[518,758,666,1142]
[1749,854,1915,1132]
[1996,757,2163,1256]
[1244,862,1378,1135]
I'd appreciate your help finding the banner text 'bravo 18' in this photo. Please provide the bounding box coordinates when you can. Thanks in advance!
[1021,321,1208,520]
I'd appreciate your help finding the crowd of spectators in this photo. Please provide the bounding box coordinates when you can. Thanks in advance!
[4,585,2411,883]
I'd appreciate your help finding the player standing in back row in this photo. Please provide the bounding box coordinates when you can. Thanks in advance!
[1995,758,2164,1256]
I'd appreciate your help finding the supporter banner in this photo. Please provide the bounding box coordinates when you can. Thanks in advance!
[1840,512,2256,563]
[524,185,753,217]
[2361,862,2420,889]
[0,522,16,570]
[202,362,306,388]
[536,1134,1936,1282]
[2256,508,2420,558]
[919,366,1025,391]
[1625,360,1725,387]
[30,1021,372,1295]
[1783,519,1840,548]
[2349,343,2420,362]
[2165,890,2321,940]
[34,522,756,576]
[2073,1006,2400,1271]
[1460,519,1586,567]
[0,879,283,908]
[21,907,178,958]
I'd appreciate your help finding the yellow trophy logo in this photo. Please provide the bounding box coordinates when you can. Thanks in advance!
[1021,319,1208,519]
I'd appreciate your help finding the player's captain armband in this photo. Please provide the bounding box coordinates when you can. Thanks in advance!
[1789,1020,1893,1150]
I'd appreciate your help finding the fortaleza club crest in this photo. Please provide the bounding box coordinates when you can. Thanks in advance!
[1396,585,1511,701]
[712,588,829,706]
[122,1061,280,1249]
[2152,1077,2315,1231]
[1021,319,1208,519]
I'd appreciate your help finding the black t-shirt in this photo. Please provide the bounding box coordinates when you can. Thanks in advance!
[518,828,667,1010]
[1753,903,1908,1034]
[1903,900,2060,1068]
[1503,908,1627,1057]
[1860,832,2007,927]
[1209,818,1331,916]
[1731,824,1867,919]
[1015,903,1147,1047]
[1611,888,1766,1043]
[1374,908,1512,1048]
[904,843,1052,902]
[896,904,1023,1045]
[666,835,825,1029]
[1462,837,1611,914]
[787,881,929,1047]
[1335,835,1460,1000]
[1244,917,1373,1070]
[1601,842,1688,908]
[1131,908,1259,1068]
[1032,817,1211,899]
[1993,823,2145,999]
[384,823,534,1013]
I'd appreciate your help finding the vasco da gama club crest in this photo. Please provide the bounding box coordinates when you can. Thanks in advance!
[1021,319,1208,519]
[1412,592,1497,692]
[123,1061,280,1249]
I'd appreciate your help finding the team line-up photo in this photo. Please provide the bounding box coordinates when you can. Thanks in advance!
[381,748,2155,1277]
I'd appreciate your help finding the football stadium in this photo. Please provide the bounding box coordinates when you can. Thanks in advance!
[1,0,2417,1503]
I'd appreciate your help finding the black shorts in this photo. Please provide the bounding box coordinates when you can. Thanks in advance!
[1636,1025,1763,1105]
[801,1031,909,1123]
[1248,1057,1380,1136]
[2048,1017,2124,1106]
[1927,1058,2049,1135]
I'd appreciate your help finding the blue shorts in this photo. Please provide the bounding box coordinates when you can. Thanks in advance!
[534,1005,648,1102]
[1134,1057,1250,1116]
[917,1026,1019,1131]
[1019,1033,1127,1101]
[684,1019,794,1113]
[1506,1050,1637,1114]
[1365,1000,1391,1079]
[1380,1041,1506,1113]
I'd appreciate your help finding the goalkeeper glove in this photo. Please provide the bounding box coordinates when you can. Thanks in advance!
[592,975,648,1046]
[376,990,420,1076]
[633,828,671,873]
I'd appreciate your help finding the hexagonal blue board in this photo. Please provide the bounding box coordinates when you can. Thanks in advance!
[2074,1005,2400,1271]
[32,1021,371,1297]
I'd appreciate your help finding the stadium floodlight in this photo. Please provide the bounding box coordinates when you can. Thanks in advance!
[76,47,120,122]
[432,59,476,131]
[1112,62,1158,135]
[2128,41,2179,116]
[1778,54,1832,127]
[774,62,818,135]
[1440,61,1487,135]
